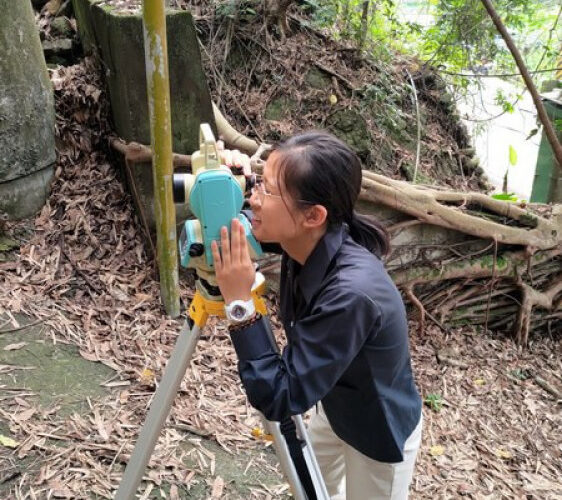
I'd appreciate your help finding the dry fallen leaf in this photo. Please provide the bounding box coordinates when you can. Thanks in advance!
[210,476,225,498]
[495,448,512,460]
[0,434,19,448]
[429,445,445,457]
[139,368,155,386]
[3,342,27,351]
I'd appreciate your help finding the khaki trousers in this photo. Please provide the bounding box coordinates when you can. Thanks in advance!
[308,403,422,500]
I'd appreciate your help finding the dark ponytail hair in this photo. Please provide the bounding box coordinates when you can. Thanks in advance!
[273,131,390,257]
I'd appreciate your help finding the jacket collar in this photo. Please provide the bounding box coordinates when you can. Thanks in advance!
[295,224,347,305]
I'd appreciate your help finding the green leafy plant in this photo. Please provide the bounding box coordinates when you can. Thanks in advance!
[510,368,530,380]
[424,393,444,412]
[491,192,519,202]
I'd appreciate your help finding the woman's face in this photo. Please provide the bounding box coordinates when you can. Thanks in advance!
[249,152,307,244]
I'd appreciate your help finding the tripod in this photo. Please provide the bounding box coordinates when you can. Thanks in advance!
[115,274,329,499]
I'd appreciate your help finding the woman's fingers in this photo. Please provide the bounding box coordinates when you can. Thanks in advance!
[211,240,222,269]
[238,219,250,263]
[214,220,250,270]
[219,226,231,267]
[230,219,242,264]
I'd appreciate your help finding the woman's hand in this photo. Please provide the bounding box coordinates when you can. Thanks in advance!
[217,141,252,176]
[211,218,255,304]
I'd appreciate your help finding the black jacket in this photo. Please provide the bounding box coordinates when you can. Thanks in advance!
[230,224,422,463]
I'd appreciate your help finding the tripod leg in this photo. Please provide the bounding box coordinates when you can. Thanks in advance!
[293,415,330,499]
[115,321,201,499]
[261,417,307,500]
[262,415,330,500]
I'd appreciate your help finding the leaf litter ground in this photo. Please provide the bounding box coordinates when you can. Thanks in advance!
[0,55,560,500]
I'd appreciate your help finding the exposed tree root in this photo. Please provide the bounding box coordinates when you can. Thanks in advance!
[360,172,559,249]
[358,174,561,344]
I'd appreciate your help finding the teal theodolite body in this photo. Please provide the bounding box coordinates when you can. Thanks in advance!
[173,123,262,284]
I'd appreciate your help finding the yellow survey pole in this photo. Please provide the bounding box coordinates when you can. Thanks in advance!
[142,0,180,317]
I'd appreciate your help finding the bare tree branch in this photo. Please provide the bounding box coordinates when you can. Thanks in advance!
[479,0,562,172]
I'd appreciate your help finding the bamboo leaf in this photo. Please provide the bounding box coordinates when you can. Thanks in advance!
[508,145,518,166]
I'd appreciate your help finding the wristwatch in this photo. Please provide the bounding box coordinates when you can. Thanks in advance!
[225,298,256,324]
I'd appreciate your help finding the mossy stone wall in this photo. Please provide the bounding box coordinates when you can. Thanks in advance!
[72,0,215,154]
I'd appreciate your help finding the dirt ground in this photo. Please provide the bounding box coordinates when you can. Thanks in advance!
[0,276,560,498]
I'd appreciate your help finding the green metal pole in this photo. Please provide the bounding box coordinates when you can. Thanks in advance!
[142,0,180,317]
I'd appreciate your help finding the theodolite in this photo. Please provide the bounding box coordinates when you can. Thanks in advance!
[115,124,328,499]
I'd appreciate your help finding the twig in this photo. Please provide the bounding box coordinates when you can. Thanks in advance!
[198,39,264,142]
[484,239,497,333]
[405,68,421,184]
[59,235,104,294]
[405,286,425,331]
[110,138,191,168]
[533,375,562,401]
[436,350,469,369]
[313,61,355,91]
[0,314,56,335]
[123,159,157,260]
[479,0,562,171]
[437,66,562,78]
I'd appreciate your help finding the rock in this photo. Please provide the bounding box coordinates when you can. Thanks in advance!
[0,167,54,220]
[42,38,74,65]
[325,110,371,160]
[50,16,73,38]
[72,0,215,154]
[265,96,298,121]
[304,67,332,89]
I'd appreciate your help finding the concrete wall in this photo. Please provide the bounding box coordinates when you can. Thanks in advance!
[72,0,215,155]
[0,0,55,218]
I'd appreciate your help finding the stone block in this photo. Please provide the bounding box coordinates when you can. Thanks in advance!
[0,166,54,219]
[72,0,215,154]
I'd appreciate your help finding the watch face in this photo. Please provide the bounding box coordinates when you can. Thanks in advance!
[231,304,247,319]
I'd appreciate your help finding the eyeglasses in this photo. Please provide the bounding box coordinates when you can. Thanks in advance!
[250,178,282,203]
[250,177,315,205]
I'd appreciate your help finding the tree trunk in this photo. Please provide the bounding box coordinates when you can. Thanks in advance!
[358,1,370,51]
[264,0,296,40]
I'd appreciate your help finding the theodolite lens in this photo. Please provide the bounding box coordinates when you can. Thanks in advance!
[188,243,205,257]
[245,174,257,191]
[173,174,187,203]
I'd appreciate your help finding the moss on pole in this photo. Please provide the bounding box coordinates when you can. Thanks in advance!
[142,0,179,318]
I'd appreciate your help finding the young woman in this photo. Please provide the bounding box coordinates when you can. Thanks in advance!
[211,132,422,499]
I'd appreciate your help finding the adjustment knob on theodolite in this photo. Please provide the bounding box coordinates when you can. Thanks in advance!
[188,243,205,257]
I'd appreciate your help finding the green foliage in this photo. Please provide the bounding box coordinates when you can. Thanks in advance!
[494,89,519,114]
[302,0,422,59]
[424,393,443,412]
[300,0,559,95]
[215,0,258,21]
[508,145,518,166]
[490,192,519,202]
[420,0,560,83]
[510,368,530,380]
